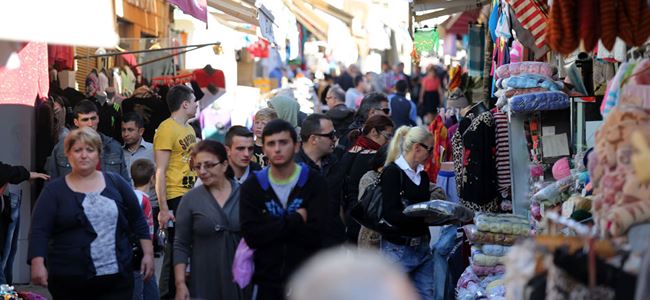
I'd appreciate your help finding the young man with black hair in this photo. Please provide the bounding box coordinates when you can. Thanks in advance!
[224,125,261,183]
[45,99,130,181]
[389,79,417,128]
[345,74,366,109]
[295,114,346,246]
[240,119,329,300]
[122,112,155,177]
[153,84,198,299]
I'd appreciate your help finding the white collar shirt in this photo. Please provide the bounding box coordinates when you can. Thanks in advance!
[395,155,424,185]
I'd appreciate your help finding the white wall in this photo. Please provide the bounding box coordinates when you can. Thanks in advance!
[173,11,245,93]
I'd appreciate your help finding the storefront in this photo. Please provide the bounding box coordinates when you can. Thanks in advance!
[409,0,650,298]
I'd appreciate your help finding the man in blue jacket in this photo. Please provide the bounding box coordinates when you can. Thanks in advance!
[240,119,328,300]
[45,100,130,182]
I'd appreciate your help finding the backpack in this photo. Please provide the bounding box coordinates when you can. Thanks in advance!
[350,171,404,235]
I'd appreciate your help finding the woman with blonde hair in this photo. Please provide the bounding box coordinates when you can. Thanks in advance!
[29,127,153,299]
[379,125,435,300]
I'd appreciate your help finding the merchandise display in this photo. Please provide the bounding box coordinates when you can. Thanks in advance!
[403,199,475,225]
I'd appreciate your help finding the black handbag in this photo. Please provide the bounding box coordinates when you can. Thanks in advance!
[350,171,404,235]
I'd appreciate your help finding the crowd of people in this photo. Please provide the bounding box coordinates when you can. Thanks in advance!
[24,60,451,300]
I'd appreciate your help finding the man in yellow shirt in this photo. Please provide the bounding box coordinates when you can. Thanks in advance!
[153,85,198,299]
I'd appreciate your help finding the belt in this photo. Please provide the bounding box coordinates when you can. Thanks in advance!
[386,235,430,247]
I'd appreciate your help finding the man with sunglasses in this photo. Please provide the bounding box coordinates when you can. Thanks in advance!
[295,114,346,246]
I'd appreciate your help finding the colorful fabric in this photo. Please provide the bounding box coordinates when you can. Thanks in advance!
[354,135,381,151]
[492,109,511,198]
[509,91,569,113]
[414,29,439,54]
[601,62,636,117]
[168,0,207,24]
[425,115,450,184]
[507,0,548,49]
[496,74,563,91]
[495,62,553,79]
[0,42,49,105]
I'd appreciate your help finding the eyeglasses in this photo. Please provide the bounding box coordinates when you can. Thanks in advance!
[381,131,393,140]
[418,143,434,154]
[313,130,337,140]
[380,108,391,114]
[191,161,223,171]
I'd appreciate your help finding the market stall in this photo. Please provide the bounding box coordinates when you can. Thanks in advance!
[411,0,650,298]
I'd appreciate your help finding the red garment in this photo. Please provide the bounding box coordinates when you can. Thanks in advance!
[140,193,154,239]
[193,68,225,89]
[119,53,141,75]
[47,45,74,71]
[354,135,381,150]
[424,115,451,183]
[0,42,49,105]
[246,39,270,58]
[421,75,440,92]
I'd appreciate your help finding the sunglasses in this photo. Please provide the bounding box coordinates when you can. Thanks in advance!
[191,161,223,171]
[381,131,393,140]
[418,143,434,154]
[313,130,337,140]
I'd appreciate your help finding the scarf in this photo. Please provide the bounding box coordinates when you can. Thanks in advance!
[354,135,381,151]
[268,95,299,127]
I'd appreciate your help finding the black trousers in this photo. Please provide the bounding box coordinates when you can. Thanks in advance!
[159,196,181,299]
[49,271,133,300]
[253,284,285,300]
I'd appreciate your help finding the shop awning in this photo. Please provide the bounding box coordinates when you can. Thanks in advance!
[207,0,259,26]
[0,0,118,47]
[441,8,481,35]
[282,0,329,41]
[304,0,354,27]
[211,12,257,36]
[414,0,489,22]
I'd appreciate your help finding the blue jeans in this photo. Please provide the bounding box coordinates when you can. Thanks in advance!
[0,192,21,285]
[381,238,434,300]
[432,225,458,300]
[133,271,160,300]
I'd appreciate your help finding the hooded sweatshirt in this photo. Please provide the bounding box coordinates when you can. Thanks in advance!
[268,96,300,128]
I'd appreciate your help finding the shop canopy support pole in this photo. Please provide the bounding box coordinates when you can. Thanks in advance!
[73,42,221,60]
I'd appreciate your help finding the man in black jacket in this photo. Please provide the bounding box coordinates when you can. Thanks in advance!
[324,85,354,139]
[240,119,328,300]
[295,114,346,246]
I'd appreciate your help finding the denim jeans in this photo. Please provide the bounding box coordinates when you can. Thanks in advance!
[0,191,20,285]
[133,271,160,300]
[432,225,458,300]
[381,238,434,300]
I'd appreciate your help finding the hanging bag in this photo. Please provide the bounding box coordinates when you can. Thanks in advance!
[350,171,404,235]
[232,238,255,289]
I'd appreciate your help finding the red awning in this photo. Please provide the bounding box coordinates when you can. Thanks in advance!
[442,9,481,36]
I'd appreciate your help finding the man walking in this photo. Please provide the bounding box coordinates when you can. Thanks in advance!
[295,114,346,246]
[46,100,130,181]
[389,80,417,128]
[240,119,329,300]
[122,112,155,176]
[153,85,198,299]
[325,85,354,139]
[225,125,261,184]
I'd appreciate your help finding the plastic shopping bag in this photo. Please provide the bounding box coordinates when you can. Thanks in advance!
[232,238,254,289]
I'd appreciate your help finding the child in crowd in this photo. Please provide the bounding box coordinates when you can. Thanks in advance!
[252,108,278,167]
[130,159,160,300]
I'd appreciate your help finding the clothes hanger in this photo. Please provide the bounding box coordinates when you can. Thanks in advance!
[203,64,216,75]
